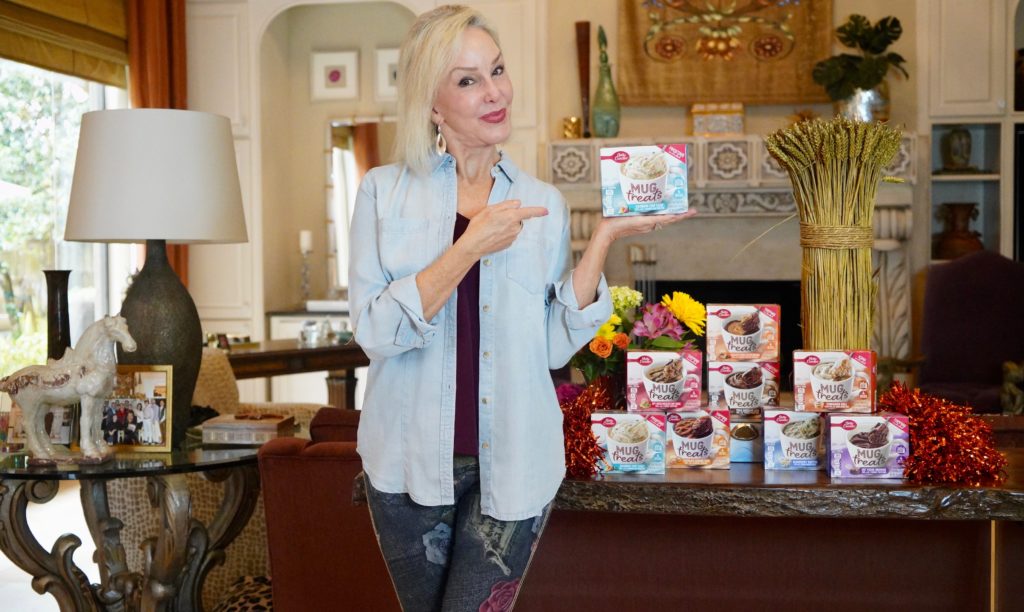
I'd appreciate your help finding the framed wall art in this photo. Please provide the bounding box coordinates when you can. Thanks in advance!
[101,365,173,452]
[375,48,399,101]
[311,51,359,101]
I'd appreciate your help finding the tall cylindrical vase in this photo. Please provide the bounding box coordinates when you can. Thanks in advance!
[44,270,72,360]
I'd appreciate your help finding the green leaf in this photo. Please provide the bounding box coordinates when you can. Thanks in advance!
[649,336,686,349]
[855,55,889,91]
[836,14,871,49]
[863,16,902,54]
[886,52,910,79]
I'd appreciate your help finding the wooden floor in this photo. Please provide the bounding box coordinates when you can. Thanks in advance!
[0,481,98,611]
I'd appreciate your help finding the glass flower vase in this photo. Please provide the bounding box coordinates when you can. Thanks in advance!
[592,64,620,138]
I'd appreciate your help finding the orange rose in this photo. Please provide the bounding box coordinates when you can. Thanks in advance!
[589,337,613,358]
[612,333,629,350]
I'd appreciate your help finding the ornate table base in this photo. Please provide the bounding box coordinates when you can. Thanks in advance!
[0,465,259,612]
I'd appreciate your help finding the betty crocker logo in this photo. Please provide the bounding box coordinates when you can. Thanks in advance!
[612,151,629,163]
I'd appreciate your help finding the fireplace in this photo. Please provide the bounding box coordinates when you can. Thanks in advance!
[653,280,802,390]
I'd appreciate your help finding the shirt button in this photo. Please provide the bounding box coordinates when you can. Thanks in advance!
[482,258,491,266]
[482,304,491,313]
[483,351,491,359]
[481,442,490,449]
[481,397,489,404]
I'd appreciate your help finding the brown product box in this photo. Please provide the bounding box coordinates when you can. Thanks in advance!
[665,409,730,469]
[793,350,876,413]
[706,304,780,362]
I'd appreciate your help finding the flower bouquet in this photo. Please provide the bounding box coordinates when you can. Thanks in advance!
[570,286,705,386]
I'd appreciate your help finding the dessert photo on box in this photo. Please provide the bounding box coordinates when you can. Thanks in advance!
[828,413,910,479]
[665,409,730,469]
[626,349,702,411]
[591,411,666,474]
[764,410,824,471]
[707,360,780,418]
[794,350,876,412]
[706,304,780,362]
[600,144,688,217]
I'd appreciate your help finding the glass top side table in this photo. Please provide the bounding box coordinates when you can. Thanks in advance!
[0,447,259,612]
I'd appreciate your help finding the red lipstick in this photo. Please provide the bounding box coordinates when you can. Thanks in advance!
[481,109,507,123]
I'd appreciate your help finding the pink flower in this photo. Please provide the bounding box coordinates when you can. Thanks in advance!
[631,303,684,341]
[479,579,520,612]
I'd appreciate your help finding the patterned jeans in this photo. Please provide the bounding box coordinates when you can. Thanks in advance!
[364,456,551,612]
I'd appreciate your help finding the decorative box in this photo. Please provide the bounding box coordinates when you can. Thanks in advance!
[794,350,877,413]
[691,103,745,137]
[202,414,296,445]
[626,349,702,412]
[706,304,780,362]
[592,411,666,474]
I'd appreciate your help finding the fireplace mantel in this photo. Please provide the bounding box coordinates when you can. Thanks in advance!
[548,134,919,362]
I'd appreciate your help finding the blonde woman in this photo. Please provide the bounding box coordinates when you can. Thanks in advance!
[349,5,694,610]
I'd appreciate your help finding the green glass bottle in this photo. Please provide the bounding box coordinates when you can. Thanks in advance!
[592,26,620,138]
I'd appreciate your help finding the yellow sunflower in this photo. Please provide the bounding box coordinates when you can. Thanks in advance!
[661,292,706,336]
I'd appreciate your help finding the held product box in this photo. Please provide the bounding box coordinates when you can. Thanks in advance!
[794,350,877,413]
[706,304,780,362]
[828,413,910,479]
[764,410,824,470]
[707,361,780,418]
[626,350,702,411]
[592,411,666,474]
[729,418,763,463]
[600,144,689,217]
[665,409,730,469]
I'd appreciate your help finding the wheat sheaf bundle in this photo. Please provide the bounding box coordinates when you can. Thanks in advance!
[765,117,902,351]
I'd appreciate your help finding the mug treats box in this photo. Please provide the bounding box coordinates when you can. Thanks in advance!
[665,409,730,469]
[794,350,877,413]
[828,413,910,479]
[626,350,702,411]
[764,410,825,471]
[592,411,666,474]
[706,304,781,362]
[729,418,763,463]
[707,361,780,419]
[600,144,689,217]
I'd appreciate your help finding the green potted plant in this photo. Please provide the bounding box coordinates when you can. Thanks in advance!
[812,15,909,121]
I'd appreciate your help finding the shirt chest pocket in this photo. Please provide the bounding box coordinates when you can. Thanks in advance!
[505,232,549,295]
[379,217,433,280]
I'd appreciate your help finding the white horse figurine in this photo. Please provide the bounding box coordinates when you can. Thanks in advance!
[0,315,137,461]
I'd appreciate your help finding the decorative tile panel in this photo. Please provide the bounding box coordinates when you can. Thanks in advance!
[549,142,594,186]
[705,140,752,184]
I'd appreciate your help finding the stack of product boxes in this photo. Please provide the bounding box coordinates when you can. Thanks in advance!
[706,304,781,465]
[589,143,909,479]
[788,350,909,478]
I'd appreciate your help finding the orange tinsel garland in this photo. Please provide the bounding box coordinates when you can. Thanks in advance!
[879,383,1007,486]
[560,376,618,479]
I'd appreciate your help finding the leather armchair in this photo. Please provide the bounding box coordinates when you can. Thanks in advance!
[919,251,1024,412]
[258,407,398,611]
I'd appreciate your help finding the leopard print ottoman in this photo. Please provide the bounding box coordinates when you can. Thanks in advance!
[213,575,273,612]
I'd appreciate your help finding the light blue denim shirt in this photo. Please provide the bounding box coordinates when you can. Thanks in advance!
[348,152,611,520]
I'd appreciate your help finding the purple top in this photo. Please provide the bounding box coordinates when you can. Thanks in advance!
[453,213,480,456]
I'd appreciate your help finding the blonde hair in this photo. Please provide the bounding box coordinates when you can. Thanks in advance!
[395,5,500,175]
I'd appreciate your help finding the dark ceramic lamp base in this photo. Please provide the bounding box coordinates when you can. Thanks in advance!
[117,239,202,450]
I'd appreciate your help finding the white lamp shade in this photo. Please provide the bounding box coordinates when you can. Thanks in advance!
[65,109,248,244]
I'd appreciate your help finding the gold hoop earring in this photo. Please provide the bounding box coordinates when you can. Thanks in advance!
[435,124,447,156]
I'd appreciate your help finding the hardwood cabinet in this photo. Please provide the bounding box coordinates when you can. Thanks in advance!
[928,0,1007,117]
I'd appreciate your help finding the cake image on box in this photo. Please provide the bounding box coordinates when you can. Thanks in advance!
[626,350,702,411]
[592,411,666,474]
[707,361,780,418]
[706,304,780,362]
[665,409,730,469]
[764,410,824,470]
[600,144,689,217]
[729,418,763,463]
[828,413,910,478]
[794,350,876,412]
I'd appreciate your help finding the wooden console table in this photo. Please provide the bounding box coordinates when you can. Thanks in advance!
[226,340,369,410]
